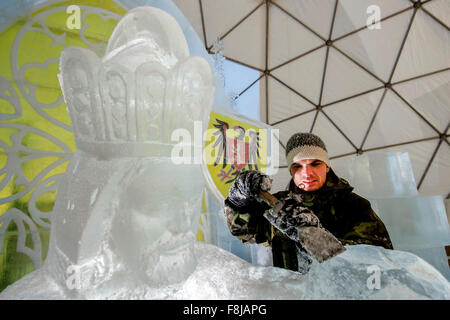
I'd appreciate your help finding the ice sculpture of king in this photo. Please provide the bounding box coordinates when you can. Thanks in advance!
[42,6,215,298]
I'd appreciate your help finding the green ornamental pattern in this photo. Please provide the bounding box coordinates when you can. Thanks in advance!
[0,0,124,292]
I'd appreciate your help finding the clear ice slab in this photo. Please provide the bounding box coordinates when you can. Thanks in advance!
[1,243,449,300]
[332,151,450,280]
[331,151,419,199]
[372,196,450,251]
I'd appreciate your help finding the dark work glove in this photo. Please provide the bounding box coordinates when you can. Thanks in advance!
[226,170,272,210]
[263,192,321,242]
[264,192,345,265]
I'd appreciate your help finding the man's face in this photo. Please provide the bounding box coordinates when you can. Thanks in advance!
[290,159,330,192]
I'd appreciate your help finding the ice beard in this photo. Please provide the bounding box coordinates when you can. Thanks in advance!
[111,204,198,288]
[143,232,197,286]
[107,160,202,289]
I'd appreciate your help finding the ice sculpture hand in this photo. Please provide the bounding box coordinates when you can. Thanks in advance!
[226,170,272,210]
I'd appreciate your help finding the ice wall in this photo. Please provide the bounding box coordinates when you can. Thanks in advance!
[332,151,450,280]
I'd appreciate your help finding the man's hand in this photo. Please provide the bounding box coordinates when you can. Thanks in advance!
[263,192,346,263]
[226,170,272,209]
[263,194,321,241]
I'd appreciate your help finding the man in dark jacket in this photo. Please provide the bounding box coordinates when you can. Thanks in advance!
[224,132,393,274]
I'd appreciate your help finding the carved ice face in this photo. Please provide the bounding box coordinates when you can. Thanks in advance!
[110,161,203,282]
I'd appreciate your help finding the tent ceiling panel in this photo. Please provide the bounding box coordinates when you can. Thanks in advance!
[202,0,261,49]
[272,110,316,146]
[418,139,450,196]
[324,88,384,149]
[321,46,383,105]
[269,3,324,70]
[333,0,411,40]
[392,9,450,83]
[311,111,357,158]
[221,58,263,98]
[220,3,266,70]
[422,0,450,29]
[393,70,450,134]
[271,165,291,191]
[273,0,335,41]
[175,0,450,198]
[271,47,327,106]
[333,9,413,83]
[172,0,204,44]
[363,90,438,150]
[267,76,315,125]
[230,74,262,121]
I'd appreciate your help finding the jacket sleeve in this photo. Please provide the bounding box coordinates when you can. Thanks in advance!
[339,193,393,249]
[223,198,273,245]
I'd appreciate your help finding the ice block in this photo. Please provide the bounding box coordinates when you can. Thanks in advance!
[332,151,418,199]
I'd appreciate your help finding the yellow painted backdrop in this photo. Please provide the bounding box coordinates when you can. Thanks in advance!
[0,0,125,291]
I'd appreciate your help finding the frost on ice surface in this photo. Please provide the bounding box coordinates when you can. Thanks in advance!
[1,6,449,300]
[1,242,450,300]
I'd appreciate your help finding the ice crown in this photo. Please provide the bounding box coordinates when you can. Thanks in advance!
[58,7,215,155]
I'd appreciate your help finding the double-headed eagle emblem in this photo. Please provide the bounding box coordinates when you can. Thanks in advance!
[211,118,261,184]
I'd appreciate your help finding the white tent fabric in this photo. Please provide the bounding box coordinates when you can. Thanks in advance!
[173,0,449,199]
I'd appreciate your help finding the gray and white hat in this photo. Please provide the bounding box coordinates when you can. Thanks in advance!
[285,132,330,168]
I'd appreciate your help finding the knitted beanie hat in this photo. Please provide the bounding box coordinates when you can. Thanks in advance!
[285,132,330,168]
